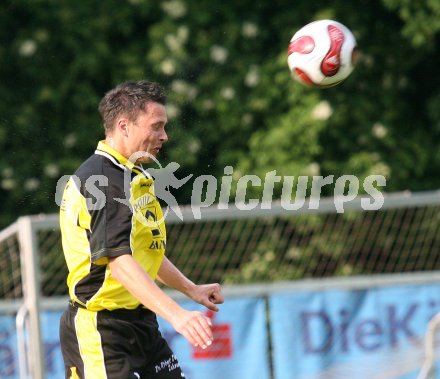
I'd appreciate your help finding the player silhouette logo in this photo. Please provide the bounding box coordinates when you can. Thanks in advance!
[147,162,192,221]
[118,151,193,222]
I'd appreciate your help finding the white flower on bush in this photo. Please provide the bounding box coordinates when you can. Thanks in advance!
[188,139,200,153]
[307,162,321,176]
[1,179,16,190]
[221,87,235,100]
[177,26,189,43]
[372,123,387,138]
[171,80,197,100]
[24,178,40,191]
[161,0,187,18]
[165,34,181,52]
[202,99,214,110]
[19,40,37,57]
[166,103,180,119]
[161,59,176,76]
[44,163,59,178]
[210,45,228,64]
[245,65,259,87]
[64,134,77,148]
[242,22,259,38]
[311,101,333,120]
[165,26,189,52]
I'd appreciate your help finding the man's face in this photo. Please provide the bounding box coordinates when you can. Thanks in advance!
[127,102,168,164]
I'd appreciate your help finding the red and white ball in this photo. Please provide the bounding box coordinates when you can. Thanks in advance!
[287,19,357,88]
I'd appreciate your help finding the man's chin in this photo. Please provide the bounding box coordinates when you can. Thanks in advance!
[136,158,151,165]
[132,150,158,165]
[128,150,157,165]
[135,154,157,165]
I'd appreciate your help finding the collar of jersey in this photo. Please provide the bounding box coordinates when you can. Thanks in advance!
[95,140,143,174]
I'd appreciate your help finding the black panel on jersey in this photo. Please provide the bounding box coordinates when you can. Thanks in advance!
[74,154,133,263]
[74,263,107,303]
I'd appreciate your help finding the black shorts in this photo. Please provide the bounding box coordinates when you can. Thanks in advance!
[59,302,185,379]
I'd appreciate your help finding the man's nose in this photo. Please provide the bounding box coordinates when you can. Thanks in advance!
[161,129,168,143]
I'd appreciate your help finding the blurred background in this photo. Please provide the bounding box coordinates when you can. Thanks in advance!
[2,0,440,228]
[2,1,440,378]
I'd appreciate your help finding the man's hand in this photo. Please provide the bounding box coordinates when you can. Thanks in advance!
[109,255,216,349]
[157,257,225,312]
[170,308,214,349]
[189,283,224,312]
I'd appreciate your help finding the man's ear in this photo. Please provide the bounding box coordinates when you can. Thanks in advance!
[116,117,129,137]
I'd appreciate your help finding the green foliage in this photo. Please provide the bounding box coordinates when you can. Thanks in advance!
[1,0,440,232]
[383,0,440,48]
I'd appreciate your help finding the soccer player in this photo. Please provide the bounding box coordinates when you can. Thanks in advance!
[59,80,224,379]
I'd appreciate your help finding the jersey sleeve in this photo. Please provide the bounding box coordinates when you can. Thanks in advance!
[86,167,133,264]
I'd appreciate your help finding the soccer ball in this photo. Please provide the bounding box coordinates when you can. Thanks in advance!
[287,19,357,88]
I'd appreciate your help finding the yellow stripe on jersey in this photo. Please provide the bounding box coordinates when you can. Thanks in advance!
[60,177,94,303]
[129,171,166,279]
[69,367,80,379]
[74,308,107,379]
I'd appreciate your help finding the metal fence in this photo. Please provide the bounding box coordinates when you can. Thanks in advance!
[1,190,440,378]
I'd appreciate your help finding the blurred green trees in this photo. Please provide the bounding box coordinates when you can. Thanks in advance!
[1,0,440,228]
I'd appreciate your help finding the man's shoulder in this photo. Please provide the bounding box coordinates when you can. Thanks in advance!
[74,154,105,180]
[73,153,130,199]
[75,153,126,180]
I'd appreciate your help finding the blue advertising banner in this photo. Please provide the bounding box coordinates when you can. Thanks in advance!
[269,284,440,379]
[0,296,269,379]
[2,284,439,379]
[0,311,65,379]
[157,296,269,379]
[0,313,18,378]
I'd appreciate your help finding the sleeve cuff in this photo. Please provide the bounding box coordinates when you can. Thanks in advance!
[91,246,132,262]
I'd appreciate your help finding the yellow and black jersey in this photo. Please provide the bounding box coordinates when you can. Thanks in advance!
[60,141,166,311]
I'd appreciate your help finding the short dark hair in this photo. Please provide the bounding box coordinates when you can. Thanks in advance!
[98,80,167,135]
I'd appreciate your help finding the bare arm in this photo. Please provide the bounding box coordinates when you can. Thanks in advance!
[109,254,213,348]
[157,256,224,312]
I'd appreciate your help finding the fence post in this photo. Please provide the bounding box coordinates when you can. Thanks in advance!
[417,312,440,379]
[17,216,45,379]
